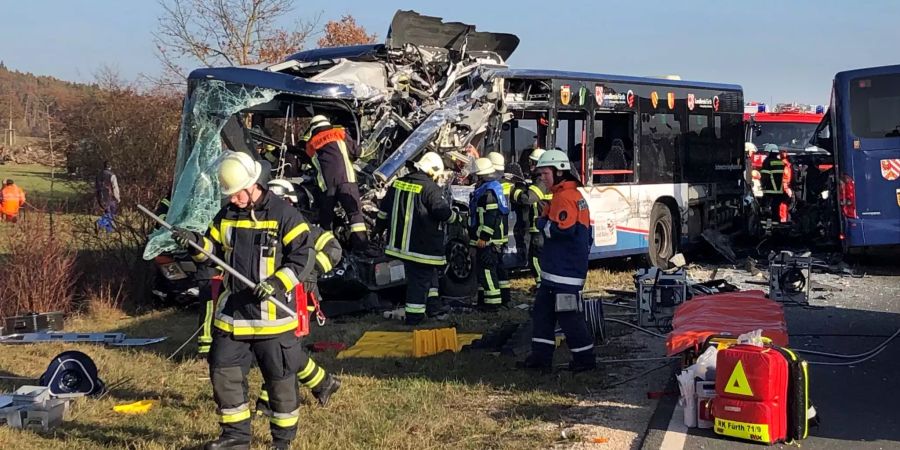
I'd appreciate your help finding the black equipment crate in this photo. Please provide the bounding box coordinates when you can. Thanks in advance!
[4,312,65,334]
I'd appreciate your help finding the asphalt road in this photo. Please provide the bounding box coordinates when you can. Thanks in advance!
[642,264,900,450]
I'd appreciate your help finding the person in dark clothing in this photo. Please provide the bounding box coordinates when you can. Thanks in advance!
[302,115,368,251]
[512,148,552,287]
[468,157,510,311]
[375,152,459,325]
[171,151,339,450]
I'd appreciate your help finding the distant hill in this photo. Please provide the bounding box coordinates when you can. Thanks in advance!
[0,62,96,138]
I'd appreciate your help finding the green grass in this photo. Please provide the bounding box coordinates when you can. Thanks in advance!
[0,268,651,450]
[0,163,87,208]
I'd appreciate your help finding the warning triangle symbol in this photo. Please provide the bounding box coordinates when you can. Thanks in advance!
[724,360,754,396]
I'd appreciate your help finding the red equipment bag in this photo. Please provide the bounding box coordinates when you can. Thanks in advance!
[711,344,788,444]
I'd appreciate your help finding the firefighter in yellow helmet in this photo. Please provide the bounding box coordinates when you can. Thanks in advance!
[374,152,460,325]
[171,151,338,450]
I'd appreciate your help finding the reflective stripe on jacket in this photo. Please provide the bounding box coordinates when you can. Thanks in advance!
[538,181,592,292]
[193,190,314,337]
[377,171,455,265]
[468,180,509,245]
[305,127,357,193]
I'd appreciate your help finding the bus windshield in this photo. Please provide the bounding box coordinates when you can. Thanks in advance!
[849,73,900,138]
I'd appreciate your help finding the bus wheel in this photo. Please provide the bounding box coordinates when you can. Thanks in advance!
[649,203,676,269]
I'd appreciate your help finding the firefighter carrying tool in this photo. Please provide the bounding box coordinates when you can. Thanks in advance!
[375,152,459,326]
[164,151,339,450]
[512,148,551,287]
[302,115,368,252]
[469,157,510,311]
[518,150,596,373]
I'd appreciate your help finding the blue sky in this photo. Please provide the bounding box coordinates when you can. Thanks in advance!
[2,0,896,105]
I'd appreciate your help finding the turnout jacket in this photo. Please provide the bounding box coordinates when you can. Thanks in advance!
[193,190,315,338]
[305,126,358,194]
[537,181,592,292]
[468,179,509,245]
[513,180,552,233]
[377,171,457,265]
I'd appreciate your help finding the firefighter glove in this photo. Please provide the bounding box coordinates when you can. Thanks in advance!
[476,239,488,249]
[253,277,285,302]
[172,227,202,249]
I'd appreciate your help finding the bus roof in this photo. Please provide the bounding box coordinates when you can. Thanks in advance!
[835,64,900,84]
[496,68,742,92]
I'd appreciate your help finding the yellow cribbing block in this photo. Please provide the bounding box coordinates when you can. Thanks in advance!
[412,328,461,358]
[113,400,155,414]
[337,330,481,359]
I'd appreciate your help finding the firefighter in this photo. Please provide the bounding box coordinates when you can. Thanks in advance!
[171,151,338,450]
[374,152,459,325]
[0,178,26,222]
[512,148,551,287]
[518,150,596,373]
[302,115,368,252]
[487,152,512,304]
[469,157,510,311]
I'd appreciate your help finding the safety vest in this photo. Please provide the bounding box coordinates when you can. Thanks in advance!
[378,172,456,265]
[538,181,592,293]
[193,191,313,338]
[760,158,785,194]
[0,184,25,216]
[469,180,509,245]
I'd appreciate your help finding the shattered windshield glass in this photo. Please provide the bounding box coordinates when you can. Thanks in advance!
[143,80,278,260]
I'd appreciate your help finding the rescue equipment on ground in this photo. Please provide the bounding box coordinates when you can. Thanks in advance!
[768,251,812,304]
[582,297,606,343]
[39,351,106,398]
[0,386,68,431]
[3,312,65,335]
[412,328,462,357]
[711,344,814,444]
[635,267,687,329]
[337,330,482,359]
[0,332,167,347]
[113,400,156,414]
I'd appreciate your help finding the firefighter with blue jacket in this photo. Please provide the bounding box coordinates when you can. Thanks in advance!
[488,152,513,304]
[469,157,510,310]
[375,152,458,325]
[171,151,339,450]
[518,150,596,373]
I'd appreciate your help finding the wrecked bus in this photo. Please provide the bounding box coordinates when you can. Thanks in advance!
[811,64,900,252]
[145,10,746,305]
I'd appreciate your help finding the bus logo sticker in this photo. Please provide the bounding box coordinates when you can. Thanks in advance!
[560,85,572,105]
[595,85,604,106]
[687,93,695,111]
[626,90,635,108]
[650,91,659,109]
[880,159,900,181]
[578,86,588,106]
[713,96,720,112]
[667,92,676,110]
[896,188,900,207]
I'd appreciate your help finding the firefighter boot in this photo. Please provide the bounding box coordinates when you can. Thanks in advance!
[204,436,251,450]
[566,358,597,373]
[515,354,552,374]
[311,374,341,407]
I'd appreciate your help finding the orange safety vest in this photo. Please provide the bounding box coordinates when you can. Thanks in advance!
[0,184,25,216]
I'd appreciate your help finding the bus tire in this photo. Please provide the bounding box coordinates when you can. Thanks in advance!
[649,203,676,269]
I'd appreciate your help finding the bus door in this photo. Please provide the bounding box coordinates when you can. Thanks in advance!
[838,72,900,247]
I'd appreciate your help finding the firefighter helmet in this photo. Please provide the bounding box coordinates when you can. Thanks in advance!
[268,179,298,204]
[529,147,546,162]
[487,152,505,172]
[534,149,571,171]
[416,152,445,178]
[474,157,495,176]
[218,151,262,196]
[303,115,331,140]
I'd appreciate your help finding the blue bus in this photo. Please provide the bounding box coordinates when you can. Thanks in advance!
[812,64,900,252]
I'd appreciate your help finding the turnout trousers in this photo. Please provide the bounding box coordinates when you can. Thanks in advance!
[209,330,304,445]
[318,182,368,250]
[528,233,544,287]
[476,246,508,306]
[529,285,595,365]
[402,260,442,321]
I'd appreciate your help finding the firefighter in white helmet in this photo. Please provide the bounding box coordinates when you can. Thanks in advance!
[487,152,512,304]
[171,151,339,449]
[511,147,552,287]
[374,152,459,325]
[468,157,510,310]
[302,114,368,252]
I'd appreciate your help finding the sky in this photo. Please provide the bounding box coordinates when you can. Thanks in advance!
[1,0,897,105]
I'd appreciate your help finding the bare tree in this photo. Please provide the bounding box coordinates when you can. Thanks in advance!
[154,0,319,86]
[317,15,377,48]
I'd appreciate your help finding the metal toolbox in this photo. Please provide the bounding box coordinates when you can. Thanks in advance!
[4,312,65,334]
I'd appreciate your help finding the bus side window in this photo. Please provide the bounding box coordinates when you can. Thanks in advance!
[557,112,589,183]
[593,112,635,184]
[640,112,680,183]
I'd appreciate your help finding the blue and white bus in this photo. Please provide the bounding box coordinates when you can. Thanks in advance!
[497,70,745,268]
[812,64,900,252]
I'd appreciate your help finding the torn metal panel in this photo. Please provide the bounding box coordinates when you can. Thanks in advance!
[308,59,389,99]
[387,10,520,61]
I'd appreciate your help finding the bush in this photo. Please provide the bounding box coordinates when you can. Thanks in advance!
[0,209,78,317]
